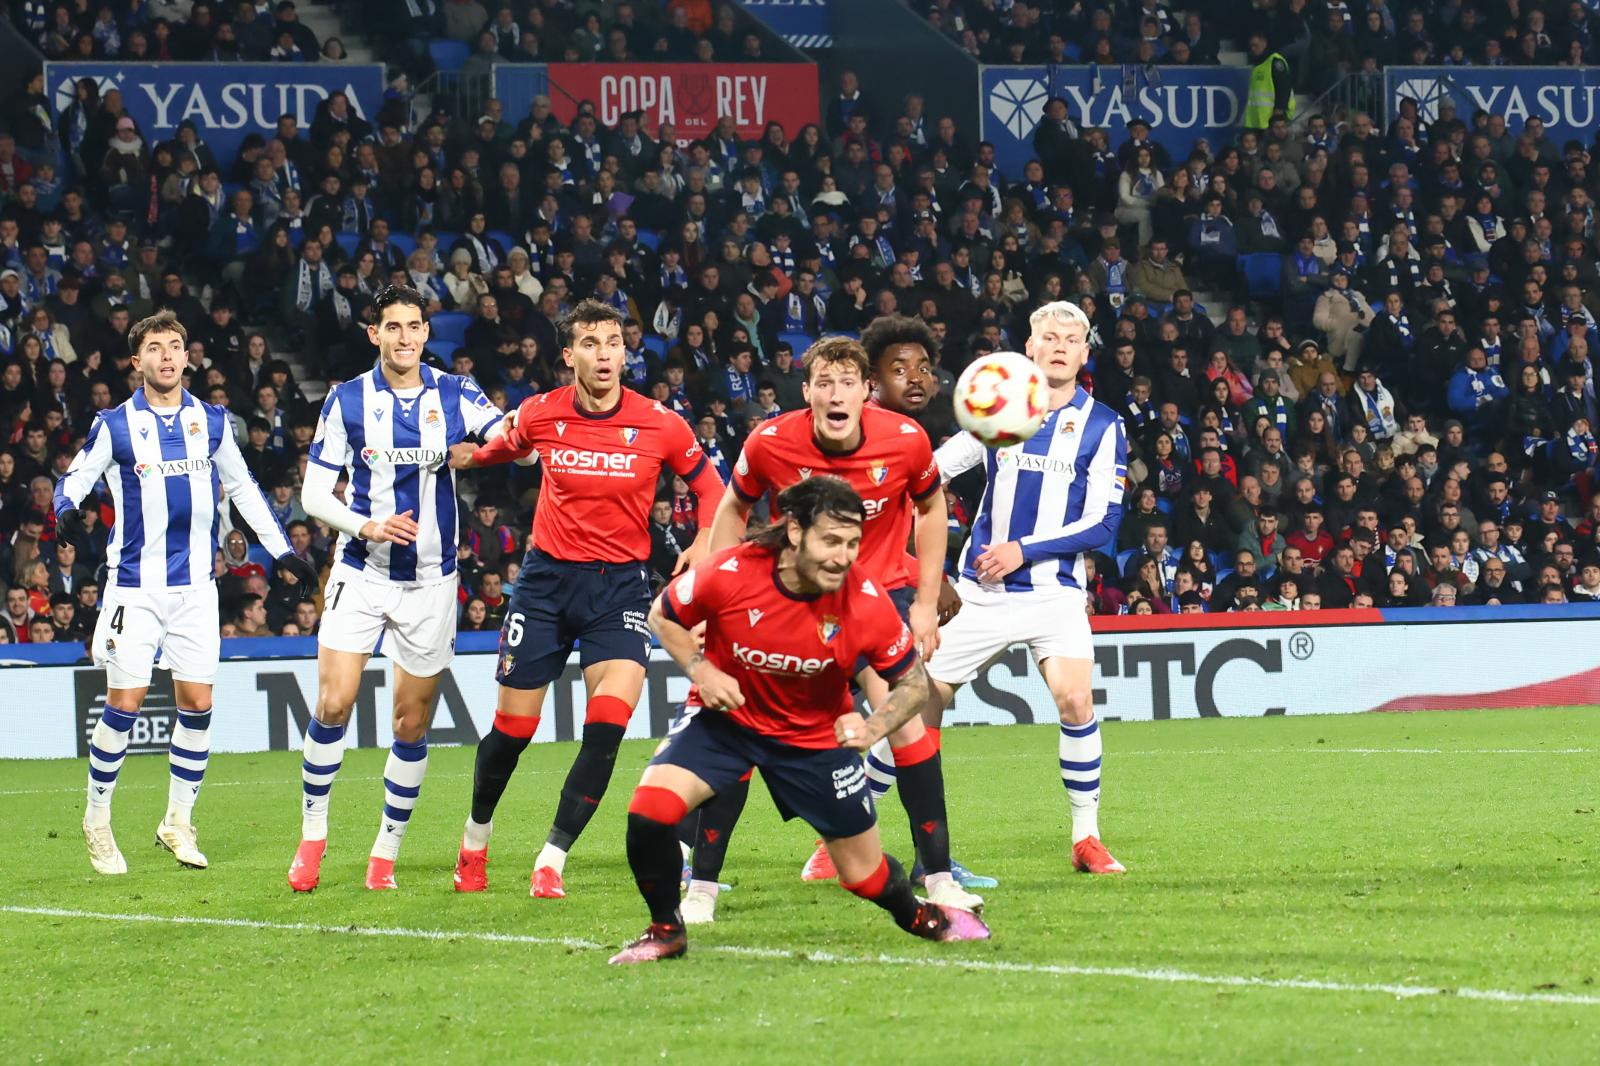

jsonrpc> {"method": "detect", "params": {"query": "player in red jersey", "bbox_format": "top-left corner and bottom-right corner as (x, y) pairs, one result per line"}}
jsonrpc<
(449, 299), (725, 898)
(677, 336), (984, 923)
(609, 476), (989, 963)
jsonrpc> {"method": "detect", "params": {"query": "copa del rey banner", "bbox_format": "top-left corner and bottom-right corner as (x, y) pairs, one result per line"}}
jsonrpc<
(545, 63), (819, 142)
(45, 62), (386, 163)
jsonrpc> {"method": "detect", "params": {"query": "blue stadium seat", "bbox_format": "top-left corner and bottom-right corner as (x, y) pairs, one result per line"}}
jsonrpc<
(425, 340), (458, 361)
(779, 330), (816, 353)
(820, 331), (859, 340)
(429, 40), (471, 74)
(1115, 547), (1140, 575)
(431, 230), (459, 253)
(488, 230), (517, 254)
(334, 232), (359, 258)
(247, 544), (276, 574)
(1237, 253), (1282, 300)
(641, 335), (668, 358)
(1210, 551), (1229, 572)
(389, 233), (416, 259)
(1154, 497), (1173, 514)
(429, 312), (471, 345)
(1214, 567), (1234, 585)
(635, 230), (661, 251)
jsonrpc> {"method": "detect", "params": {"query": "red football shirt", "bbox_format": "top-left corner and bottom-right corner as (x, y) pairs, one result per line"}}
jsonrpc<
(473, 387), (722, 563)
(662, 542), (917, 749)
(730, 406), (939, 590)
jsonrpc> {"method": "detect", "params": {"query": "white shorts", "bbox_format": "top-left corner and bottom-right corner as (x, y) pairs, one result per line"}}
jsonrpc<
(93, 582), (220, 689)
(317, 563), (459, 678)
(925, 578), (1092, 687)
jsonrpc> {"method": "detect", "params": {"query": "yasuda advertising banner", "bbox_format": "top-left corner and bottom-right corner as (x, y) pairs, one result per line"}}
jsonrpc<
(738, 0), (832, 48)
(982, 64), (1251, 180)
(1386, 65), (1600, 140)
(45, 62), (386, 163)
(542, 63), (819, 142)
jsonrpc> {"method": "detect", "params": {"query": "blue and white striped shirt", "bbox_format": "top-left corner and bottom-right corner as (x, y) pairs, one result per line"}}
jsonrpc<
(54, 389), (292, 592)
(936, 386), (1127, 592)
(308, 364), (502, 586)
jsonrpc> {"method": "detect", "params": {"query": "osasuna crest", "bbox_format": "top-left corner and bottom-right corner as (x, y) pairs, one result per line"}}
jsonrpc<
(620, 427), (639, 445)
(868, 460), (889, 485)
(818, 615), (841, 643)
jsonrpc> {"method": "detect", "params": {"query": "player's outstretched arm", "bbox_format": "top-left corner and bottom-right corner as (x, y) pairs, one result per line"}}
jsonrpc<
(466, 397), (538, 468)
(837, 659), (930, 752)
(910, 490), (948, 658)
(932, 430), (988, 485)
(213, 426), (295, 558)
(648, 593), (744, 711)
(706, 486), (754, 553)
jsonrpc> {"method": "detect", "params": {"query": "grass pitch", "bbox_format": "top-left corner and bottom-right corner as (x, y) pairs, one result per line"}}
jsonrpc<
(2, 707), (1599, 1064)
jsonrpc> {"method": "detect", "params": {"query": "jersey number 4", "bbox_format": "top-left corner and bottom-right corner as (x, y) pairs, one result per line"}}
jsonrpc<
(108, 606), (125, 634)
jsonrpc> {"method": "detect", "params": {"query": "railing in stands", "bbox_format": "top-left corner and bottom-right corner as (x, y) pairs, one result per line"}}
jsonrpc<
(1294, 72), (1387, 131)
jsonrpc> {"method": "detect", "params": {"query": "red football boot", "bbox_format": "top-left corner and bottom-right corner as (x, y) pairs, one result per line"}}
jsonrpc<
(1071, 836), (1126, 874)
(799, 840), (837, 882)
(365, 856), (397, 890)
(608, 923), (688, 964)
(287, 839), (326, 893)
(530, 865), (566, 898)
(454, 843), (488, 892)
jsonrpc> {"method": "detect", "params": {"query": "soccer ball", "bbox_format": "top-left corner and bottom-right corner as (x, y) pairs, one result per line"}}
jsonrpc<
(953, 351), (1048, 448)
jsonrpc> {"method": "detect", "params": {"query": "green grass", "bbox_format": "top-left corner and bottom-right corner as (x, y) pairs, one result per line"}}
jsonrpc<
(3, 707), (1600, 1064)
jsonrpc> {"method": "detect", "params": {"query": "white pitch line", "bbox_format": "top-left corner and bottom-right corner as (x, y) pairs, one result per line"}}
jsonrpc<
(2, 748), (1593, 798)
(4, 905), (1597, 1009)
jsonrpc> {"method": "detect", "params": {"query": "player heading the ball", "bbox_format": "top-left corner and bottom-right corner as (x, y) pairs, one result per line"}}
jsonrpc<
(55, 309), (316, 876)
(610, 476), (990, 963)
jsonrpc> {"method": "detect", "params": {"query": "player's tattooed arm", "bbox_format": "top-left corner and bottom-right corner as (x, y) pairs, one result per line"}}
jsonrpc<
(837, 659), (930, 751)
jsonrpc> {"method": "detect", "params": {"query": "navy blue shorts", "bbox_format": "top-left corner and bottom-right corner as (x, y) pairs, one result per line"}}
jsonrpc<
(495, 549), (653, 690)
(654, 708), (876, 840)
(852, 584), (917, 677)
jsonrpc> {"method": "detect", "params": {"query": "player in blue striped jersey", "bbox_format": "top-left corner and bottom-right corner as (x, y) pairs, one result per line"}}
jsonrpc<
(53, 309), (317, 876)
(288, 285), (506, 893)
(923, 301), (1130, 875)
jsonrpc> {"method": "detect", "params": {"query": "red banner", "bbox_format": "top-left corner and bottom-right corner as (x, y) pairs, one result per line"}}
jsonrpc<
(546, 63), (819, 143)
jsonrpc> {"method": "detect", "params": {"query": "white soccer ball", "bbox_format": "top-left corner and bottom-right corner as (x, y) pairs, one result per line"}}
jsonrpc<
(953, 351), (1049, 448)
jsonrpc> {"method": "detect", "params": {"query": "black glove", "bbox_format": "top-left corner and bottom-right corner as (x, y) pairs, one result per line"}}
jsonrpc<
(275, 553), (321, 591)
(57, 508), (86, 540)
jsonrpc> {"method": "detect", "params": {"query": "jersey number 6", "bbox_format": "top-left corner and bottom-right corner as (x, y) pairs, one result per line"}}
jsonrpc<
(505, 612), (524, 647)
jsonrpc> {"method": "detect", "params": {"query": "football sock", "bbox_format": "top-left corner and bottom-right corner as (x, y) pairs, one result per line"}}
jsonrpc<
(470, 712), (538, 826)
(892, 731), (951, 875)
(300, 716), (346, 842)
(165, 708), (212, 826)
(626, 786), (690, 927)
(85, 706), (138, 827)
(864, 736), (898, 800)
(689, 774), (749, 884)
(840, 853), (924, 931)
(676, 810), (699, 853)
(371, 736), (428, 861)
(1059, 716), (1102, 843)
(545, 720), (626, 853)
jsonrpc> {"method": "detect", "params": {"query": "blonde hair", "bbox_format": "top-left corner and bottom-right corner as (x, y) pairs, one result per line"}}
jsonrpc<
(1029, 299), (1091, 335)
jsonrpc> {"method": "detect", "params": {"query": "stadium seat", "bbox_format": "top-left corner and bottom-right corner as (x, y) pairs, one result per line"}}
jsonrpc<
(641, 335), (668, 358)
(425, 340), (458, 362)
(334, 233), (359, 258)
(1154, 497), (1173, 514)
(429, 39), (471, 74)
(429, 311), (471, 345)
(1237, 254), (1283, 300)
(1115, 547), (1140, 575)
(247, 544), (276, 575)
(779, 330), (817, 353)
(821, 331), (859, 340)
(635, 230), (661, 251)
(389, 233), (416, 259)
(488, 230), (517, 254)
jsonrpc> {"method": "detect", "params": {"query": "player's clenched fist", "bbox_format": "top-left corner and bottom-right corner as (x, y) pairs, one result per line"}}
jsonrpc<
(834, 711), (873, 751)
(688, 655), (745, 711)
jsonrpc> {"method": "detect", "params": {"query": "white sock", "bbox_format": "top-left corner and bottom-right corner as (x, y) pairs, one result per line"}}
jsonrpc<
(86, 706), (138, 827)
(463, 817), (493, 851)
(535, 841), (568, 875)
(166, 709), (212, 826)
(865, 736), (898, 800)
(371, 737), (428, 861)
(923, 870), (954, 891)
(687, 878), (720, 899)
(1059, 717), (1102, 844)
(300, 717), (346, 842)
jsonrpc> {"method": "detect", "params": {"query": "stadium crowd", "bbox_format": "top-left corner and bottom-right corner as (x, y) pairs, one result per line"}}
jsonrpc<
(4, 0), (1600, 644)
